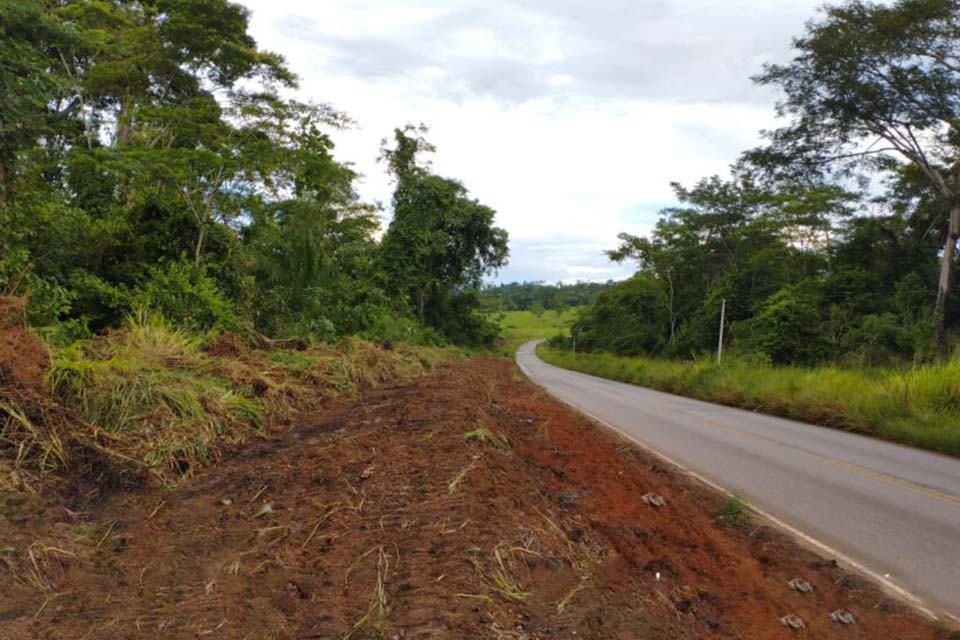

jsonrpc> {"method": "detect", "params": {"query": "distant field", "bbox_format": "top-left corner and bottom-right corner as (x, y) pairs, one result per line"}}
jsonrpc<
(489, 308), (578, 356)
(538, 346), (960, 457)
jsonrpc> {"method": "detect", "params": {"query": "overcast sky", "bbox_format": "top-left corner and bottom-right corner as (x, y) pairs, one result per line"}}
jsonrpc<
(239, 0), (824, 283)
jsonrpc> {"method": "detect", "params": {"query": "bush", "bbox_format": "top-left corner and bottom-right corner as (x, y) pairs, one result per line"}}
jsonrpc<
(132, 260), (237, 331)
(736, 282), (822, 365)
(573, 274), (670, 356)
(358, 309), (445, 346)
(841, 313), (914, 366)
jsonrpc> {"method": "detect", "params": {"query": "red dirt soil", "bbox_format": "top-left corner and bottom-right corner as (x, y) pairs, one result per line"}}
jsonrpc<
(0, 297), (48, 393)
(203, 333), (249, 359)
(0, 358), (948, 639)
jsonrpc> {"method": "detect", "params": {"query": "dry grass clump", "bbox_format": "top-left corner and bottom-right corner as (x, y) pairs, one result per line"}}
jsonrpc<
(1, 297), (131, 494)
(49, 313), (263, 479)
(2, 311), (456, 492)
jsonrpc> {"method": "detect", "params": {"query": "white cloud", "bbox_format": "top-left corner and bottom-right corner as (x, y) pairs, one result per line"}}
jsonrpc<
(547, 74), (574, 88)
(239, 0), (821, 282)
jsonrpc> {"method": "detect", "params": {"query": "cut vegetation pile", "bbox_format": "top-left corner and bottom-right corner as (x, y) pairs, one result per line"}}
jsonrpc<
(0, 357), (945, 638)
(0, 296), (106, 494)
(1, 304), (451, 495)
(539, 345), (960, 456)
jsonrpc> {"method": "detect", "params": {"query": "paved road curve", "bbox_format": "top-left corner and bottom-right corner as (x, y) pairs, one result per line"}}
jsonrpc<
(517, 341), (960, 618)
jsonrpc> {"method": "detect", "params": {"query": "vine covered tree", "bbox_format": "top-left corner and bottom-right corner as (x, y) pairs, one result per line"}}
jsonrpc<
(378, 126), (509, 344)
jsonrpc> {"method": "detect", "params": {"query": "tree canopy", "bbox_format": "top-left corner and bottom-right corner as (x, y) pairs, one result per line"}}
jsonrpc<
(752, 0), (960, 350)
(378, 126), (509, 344)
(0, 1), (508, 346)
(563, 0), (960, 366)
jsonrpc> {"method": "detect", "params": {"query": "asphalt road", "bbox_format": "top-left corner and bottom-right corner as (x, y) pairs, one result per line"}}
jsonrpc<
(516, 341), (960, 619)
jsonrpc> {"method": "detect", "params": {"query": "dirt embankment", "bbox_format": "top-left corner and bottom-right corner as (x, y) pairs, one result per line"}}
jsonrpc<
(0, 357), (948, 639)
(0, 297), (48, 394)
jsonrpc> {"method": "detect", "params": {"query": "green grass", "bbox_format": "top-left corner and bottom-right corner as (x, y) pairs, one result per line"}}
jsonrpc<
(463, 427), (510, 449)
(538, 345), (960, 457)
(719, 496), (749, 527)
(49, 314), (265, 474)
(487, 308), (580, 357)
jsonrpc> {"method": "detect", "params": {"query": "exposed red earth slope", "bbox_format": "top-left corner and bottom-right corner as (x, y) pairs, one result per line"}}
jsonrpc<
(0, 355), (948, 639)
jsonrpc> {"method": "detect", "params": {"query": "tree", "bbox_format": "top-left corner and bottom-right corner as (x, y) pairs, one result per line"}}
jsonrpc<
(736, 280), (825, 365)
(572, 274), (672, 356)
(0, 0), (73, 208)
(753, 0), (960, 352)
(478, 281), (611, 312)
(607, 173), (788, 351)
(378, 126), (509, 344)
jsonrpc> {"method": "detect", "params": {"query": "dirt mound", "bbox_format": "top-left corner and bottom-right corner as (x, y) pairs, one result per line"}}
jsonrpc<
(0, 358), (945, 638)
(204, 332), (249, 358)
(0, 297), (48, 393)
(0, 298), (143, 495)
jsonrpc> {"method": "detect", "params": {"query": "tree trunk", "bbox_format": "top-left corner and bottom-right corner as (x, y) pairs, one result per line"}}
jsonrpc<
(116, 98), (133, 147)
(0, 158), (7, 209)
(666, 270), (676, 344)
(194, 222), (206, 267)
(934, 204), (960, 356)
(0, 122), (9, 208)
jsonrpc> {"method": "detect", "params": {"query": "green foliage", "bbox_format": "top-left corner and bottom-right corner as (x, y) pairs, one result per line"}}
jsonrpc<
(569, 158), (949, 365)
(132, 260), (237, 331)
(378, 126), (509, 345)
(479, 281), (611, 312)
(736, 281), (823, 365)
(1, 3), (507, 349)
(571, 274), (670, 356)
(840, 313), (923, 366)
(565, 0), (960, 367)
(751, 0), (960, 349)
(719, 496), (749, 527)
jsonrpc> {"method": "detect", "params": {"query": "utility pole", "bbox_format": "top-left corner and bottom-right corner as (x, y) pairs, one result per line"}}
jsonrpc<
(717, 298), (726, 366)
(572, 327), (577, 354)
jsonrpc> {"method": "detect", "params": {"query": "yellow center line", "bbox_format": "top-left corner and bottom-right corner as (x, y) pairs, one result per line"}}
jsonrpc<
(682, 410), (960, 507)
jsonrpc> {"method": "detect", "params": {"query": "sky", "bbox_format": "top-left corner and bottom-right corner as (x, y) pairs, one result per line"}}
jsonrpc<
(239, 0), (825, 284)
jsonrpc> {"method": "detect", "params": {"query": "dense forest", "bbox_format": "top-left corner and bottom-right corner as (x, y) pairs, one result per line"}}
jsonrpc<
(565, 0), (960, 366)
(479, 281), (611, 313)
(0, 0), (507, 346)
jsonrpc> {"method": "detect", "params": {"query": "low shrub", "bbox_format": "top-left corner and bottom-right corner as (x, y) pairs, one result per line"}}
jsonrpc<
(131, 260), (237, 332)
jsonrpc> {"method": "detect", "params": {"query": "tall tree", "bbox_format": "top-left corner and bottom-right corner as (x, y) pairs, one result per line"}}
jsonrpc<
(378, 126), (509, 344)
(752, 0), (960, 351)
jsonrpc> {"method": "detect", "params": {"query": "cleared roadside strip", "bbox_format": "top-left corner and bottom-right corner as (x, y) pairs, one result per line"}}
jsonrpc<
(516, 340), (956, 623)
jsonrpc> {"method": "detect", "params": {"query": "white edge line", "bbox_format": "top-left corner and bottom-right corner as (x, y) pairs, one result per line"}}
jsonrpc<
(516, 344), (952, 624)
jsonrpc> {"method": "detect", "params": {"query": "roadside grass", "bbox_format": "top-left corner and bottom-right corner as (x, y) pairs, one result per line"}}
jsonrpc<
(463, 427), (511, 449)
(719, 496), (750, 528)
(537, 346), (960, 457)
(2, 312), (456, 491)
(487, 309), (579, 357)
